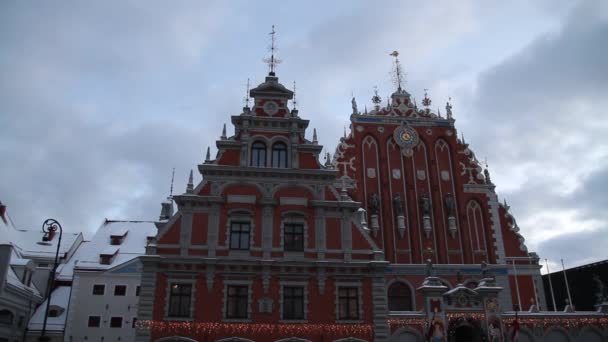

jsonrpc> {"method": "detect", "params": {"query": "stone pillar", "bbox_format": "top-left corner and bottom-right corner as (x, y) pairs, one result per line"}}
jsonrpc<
(371, 266), (390, 342)
(417, 276), (448, 332)
(135, 257), (159, 342)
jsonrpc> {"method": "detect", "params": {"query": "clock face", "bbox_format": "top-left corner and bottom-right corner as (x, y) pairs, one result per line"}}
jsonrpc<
(393, 122), (419, 152)
(263, 101), (279, 115)
(400, 132), (412, 142)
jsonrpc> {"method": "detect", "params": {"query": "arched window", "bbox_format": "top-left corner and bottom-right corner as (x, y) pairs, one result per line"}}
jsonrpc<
(0, 309), (14, 325)
(250, 141), (266, 167)
(272, 142), (288, 168)
(388, 282), (412, 311)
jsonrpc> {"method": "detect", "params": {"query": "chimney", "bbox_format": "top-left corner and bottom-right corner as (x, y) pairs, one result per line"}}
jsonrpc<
(0, 201), (7, 224)
(0, 244), (11, 294)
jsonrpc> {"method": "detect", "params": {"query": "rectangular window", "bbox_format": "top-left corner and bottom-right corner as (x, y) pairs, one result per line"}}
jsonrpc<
(110, 316), (122, 328)
(168, 283), (192, 318)
(226, 285), (248, 319)
(229, 222), (250, 250)
(114, 285), (127, 296)
(136, 285), (141, 296)
(338, 287), (359, 320)
(87, 316), (101, 328)
(92, 284), (105, 295)
(284, 223), (304, 251)
(283, 286), (304, 320)
(132, 317), (138, 328)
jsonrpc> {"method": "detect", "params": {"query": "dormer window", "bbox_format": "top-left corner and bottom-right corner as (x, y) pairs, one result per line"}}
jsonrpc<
(250, 141), (266, 167)
(48, 306), (64, 317)
(110, 229), (128, 245)
(272, 142), (288, 168)
(100, 247), (119, 265)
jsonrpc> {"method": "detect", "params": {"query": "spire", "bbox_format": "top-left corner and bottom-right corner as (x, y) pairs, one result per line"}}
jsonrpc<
(186, 170), (194, 194)
(312, 128), (318, 144)
(169, 167), (175, 201)
(461, 132), (466, 145)
(263, 25), (281, 76)
(205, 146), (211, 162)
(390, 51), (405, 91)
(159, 168), (175, 221)
(221, 123), (227, 140)
(343, 126), (347, 139)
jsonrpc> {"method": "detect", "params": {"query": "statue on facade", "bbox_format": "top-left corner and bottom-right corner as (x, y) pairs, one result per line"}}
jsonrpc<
(369, 193), (380, 214)
(393, 193), (404, 215)
(444, 193), (455, 216)
(420, 194), (431, 216)
(351, 96), (358, 115)
(425, 259), (434, 277)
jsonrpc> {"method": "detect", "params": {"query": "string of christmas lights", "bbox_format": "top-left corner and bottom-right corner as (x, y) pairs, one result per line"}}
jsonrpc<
(388, 318), (426, 332)
(502, 316), (608, 329)
(138, 320), (374, 339)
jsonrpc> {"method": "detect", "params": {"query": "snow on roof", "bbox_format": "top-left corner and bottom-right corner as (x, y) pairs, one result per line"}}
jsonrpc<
(56, 241), (90, 281)
(28, 286), (71, 331)
(10, 228), (82, 260)
(72, 220), (157, 271)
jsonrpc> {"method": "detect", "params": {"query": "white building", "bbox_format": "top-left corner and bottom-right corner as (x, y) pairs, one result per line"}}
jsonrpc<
(0, 201), (82, 342)
(61, 219), (157, 342)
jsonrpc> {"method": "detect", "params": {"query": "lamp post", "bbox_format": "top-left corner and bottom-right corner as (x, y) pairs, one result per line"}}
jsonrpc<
(38, 219), (63, 342)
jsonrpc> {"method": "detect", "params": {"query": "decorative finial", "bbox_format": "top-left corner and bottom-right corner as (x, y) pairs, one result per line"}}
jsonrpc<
(169, 167), (175, 202)
(364, 105), (368, 115)
(484, 157), (492, 184)
(389, 51), (405, 91)
(243, 78), (251, 108)
(446, 97), (453, 119)
(312, 128), (318, 144)
(422, 88), (432, 108)
(343, 126), (347, 139)
(205, 146), (211, 162)
(372, 86), (381, 109)
(461, 132), (466, 145)
(324, 152), (332, 167)
(263, 25), (281, 76)
(186, 170), (194, 194)
(438, 107), (442, 118)
(221, 123), (227, 139)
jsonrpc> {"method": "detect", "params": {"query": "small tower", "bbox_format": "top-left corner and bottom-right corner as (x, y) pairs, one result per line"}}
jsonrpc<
(159, 168), (175, 221)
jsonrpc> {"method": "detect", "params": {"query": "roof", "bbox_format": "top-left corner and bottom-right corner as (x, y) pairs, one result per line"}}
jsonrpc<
(27, 286), (71, 331)
(71, 220), (157, 271)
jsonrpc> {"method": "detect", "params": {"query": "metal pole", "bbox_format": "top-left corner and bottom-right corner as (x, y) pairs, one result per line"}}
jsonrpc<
(512, 259), (522, 311)
(39, 219), (63, 342)
(545, 259), (557, 311)
(561, 259), (573, 309)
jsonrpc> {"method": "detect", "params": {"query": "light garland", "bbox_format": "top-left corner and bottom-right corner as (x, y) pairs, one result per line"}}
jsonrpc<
(138, 320), (373, 339)
(446, 312), (486, 322)
(388, 318), (426, 332)
(502, 316), (608, 329)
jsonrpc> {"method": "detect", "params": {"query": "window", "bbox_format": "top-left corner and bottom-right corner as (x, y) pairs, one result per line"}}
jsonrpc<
(110, 316), (122, 328)
(132, 317), (138, 328)
(271, 142), (288, 168)
(226, 285), (248, 319)
(87, 316), (101, 328)
(388, 282), (412, 311)
(135, 286), (141, 296)
(0, 310), (14, 325)
(284, 223), (304, 251)
(250, 141), (266, 167)
(338, 287), (359, 320)
(229, 222), (250, 250)
(168, 283), (192, 318)
(114, 285), (127, 296)
(283, 286), (304, 320)
(92, 284), (105, 295)
(48, 309), (59, 318)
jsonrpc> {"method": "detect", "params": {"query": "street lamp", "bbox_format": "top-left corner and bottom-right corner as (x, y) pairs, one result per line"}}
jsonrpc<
(37, 219), (63, 342)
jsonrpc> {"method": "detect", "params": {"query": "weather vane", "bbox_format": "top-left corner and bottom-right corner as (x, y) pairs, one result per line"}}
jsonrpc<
(169, 167), (175, 203)
(390, 51), (405, 91)
(292, 81), (297, 109)
(263, 25), (281, 76)
(244, 78), (251, 107)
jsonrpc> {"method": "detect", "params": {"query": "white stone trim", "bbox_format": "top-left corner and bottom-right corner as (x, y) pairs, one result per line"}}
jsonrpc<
(227, 195), (257, 204)
(222, 279), (253, 322)
(279, 197), (308, 206)
(335, 281), (363, 323)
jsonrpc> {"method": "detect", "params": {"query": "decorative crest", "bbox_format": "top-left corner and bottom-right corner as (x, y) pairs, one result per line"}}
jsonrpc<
(263, 25), (282, 76)
(422, 88), (432, 108)
(389, 50), (405, 91)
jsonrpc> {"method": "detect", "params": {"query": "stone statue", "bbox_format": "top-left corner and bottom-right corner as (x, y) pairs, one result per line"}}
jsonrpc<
(369, 193), (380, 214)
(444, 193), (455, 216)
(420, 194), (431, 216)
(351, 97), (358, 114)
(445, 101), (453, 119)
(593, 274), (608, 304)
(425, 258), (434, 277)
(393, 193), (404, 215)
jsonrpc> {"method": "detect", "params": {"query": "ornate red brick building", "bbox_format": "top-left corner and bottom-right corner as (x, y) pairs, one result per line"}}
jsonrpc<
(135, 52), (607, 342)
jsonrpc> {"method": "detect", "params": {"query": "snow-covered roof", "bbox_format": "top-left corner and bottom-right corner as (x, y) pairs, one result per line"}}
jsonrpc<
(27, 286), (71, 332)
(56, 241), (90, 282)
(9, 228), (82, 260)
(72, 220), (157, 271)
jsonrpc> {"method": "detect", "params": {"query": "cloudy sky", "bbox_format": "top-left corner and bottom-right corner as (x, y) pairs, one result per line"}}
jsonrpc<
(1, 0), (606, 272)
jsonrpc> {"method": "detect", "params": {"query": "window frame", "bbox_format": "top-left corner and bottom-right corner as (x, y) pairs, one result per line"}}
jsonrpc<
(92, 284), (105, 295)
(283, 223), (304, 252)
(282, 286), (305, 320)
(387, 281), (413, 311)
(250, 141), (267, 167)
(167, 282), (193, 319)
(0, 309), (14, 325)
(225, 285), (249, 319)
(109, 316), (123, 328)
(87, 315), (101, 328)
(337, 285), (361, 321)
(114, 285), (127, 296)
(229, 221), (251, 250)
(271, 142), (288, 168)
